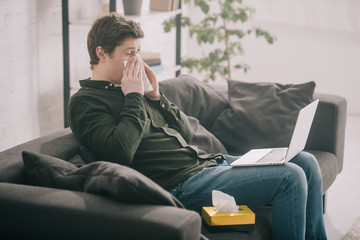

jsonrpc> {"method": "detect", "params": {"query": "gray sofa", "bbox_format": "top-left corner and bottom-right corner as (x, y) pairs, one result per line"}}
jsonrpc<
(0, 75), (347, 240)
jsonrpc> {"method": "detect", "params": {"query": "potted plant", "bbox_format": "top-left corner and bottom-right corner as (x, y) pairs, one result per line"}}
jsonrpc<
(123, 0), (143, 16)
(163, 0), (276, 82)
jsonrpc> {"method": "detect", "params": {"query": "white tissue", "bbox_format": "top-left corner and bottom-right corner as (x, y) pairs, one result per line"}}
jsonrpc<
(124, 55), (153, 93)
(212, 190), (239, 212)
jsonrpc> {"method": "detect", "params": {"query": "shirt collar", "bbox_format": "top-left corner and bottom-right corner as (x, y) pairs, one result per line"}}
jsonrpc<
(79, 79), (121, 89)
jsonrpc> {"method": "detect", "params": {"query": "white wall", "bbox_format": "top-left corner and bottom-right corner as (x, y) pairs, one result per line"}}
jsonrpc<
(184, 0), (360, 115)
(0, 0), (63, 151)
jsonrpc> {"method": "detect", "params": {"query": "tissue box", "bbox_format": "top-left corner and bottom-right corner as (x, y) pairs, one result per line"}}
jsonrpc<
(202, 205), (255, 232)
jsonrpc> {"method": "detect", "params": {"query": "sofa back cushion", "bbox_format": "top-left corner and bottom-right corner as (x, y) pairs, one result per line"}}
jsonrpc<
(159, 75), (229, 130)
(210, 80), (316, 155)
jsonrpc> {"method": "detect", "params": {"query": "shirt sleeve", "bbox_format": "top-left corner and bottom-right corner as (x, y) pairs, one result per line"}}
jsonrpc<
(68, 92), (150, 165)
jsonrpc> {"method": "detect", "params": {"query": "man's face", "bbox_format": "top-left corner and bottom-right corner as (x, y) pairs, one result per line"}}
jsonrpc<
(103, 37), (141, 85)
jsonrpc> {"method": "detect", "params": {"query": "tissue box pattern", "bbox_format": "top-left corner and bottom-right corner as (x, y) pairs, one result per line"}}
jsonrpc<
(202, 205), (255, 226)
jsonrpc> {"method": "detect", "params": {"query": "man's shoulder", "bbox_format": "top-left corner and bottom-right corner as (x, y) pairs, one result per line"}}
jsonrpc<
(69, 87), (91, 104)
(70, 80), (120, 101)
(69, 82), (127, 114)
(68, 86), (105, 111)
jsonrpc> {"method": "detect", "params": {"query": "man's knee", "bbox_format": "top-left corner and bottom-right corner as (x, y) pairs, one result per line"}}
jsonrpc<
(292, 151), (322, 183)
(281, 164), (308, 197)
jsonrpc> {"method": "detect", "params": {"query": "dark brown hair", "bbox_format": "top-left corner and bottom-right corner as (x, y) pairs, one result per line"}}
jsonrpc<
(87, 12), (144, 69)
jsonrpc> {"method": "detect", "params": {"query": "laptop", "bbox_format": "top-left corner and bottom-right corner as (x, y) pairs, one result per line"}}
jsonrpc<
(230, 99), (319, 167)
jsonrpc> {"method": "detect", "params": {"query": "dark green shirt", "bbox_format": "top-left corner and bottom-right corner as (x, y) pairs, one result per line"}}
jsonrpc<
(68, 79), (216, 190)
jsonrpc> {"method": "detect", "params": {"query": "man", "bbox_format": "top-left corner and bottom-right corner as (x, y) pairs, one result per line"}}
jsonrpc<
(68, 13), (327, 240)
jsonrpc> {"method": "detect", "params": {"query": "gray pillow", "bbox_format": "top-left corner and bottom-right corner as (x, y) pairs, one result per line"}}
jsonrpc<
(68, 154), (87, 166)
(79, 145), (98, 163)
(187, 116), (228, 154)
(210, 80), (316, 155)
(159, 74), (229, 130)
(22, 151), (183, 207)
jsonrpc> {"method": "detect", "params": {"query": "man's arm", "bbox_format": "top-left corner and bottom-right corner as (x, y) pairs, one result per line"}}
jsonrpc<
(151, 93), (193, 144)
(68, 92), (150, 165)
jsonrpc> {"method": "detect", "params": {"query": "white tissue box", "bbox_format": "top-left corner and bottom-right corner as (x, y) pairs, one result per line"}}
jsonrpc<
(202, 205), (255, 232)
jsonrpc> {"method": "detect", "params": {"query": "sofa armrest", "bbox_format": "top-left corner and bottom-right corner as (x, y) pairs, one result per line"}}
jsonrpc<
(306, 93), (347, 173)
(0, 128), (80, 183)
(0, 183), (201, 240)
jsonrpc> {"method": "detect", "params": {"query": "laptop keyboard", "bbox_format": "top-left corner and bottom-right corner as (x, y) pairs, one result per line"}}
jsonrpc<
(257, 148), (287, 163)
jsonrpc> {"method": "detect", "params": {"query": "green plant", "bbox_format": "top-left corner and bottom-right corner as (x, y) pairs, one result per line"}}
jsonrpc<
(163, 0), (276, 82)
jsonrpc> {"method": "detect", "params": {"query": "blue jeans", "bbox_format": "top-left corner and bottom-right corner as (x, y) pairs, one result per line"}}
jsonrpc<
(170, 152), (327, 240)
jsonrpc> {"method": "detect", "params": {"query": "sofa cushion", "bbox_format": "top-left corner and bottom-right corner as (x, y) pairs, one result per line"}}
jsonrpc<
(68, 154), (87, 166)
(79, 145), (98, 163)
(210, 80), (316, 155)
(188, 116), (228, 154)
(159, 75), (229, 130)
(22, 151), (183, 207)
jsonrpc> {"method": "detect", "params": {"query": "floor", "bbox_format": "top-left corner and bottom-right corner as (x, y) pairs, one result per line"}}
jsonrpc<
(324, 115), (360, 240)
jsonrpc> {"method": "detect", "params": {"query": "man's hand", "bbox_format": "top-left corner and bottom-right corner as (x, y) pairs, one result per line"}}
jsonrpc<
(143, 62), (161, 101)
(121, 57), (144, 96)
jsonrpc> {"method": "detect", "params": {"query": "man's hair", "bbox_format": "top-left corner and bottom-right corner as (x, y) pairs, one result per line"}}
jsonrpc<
(87, 12), (144, 69)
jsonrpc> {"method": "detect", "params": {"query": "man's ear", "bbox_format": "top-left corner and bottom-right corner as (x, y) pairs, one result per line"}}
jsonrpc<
(96, 46), (106, 62)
